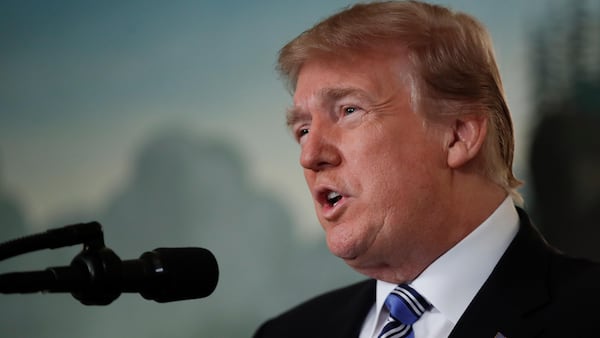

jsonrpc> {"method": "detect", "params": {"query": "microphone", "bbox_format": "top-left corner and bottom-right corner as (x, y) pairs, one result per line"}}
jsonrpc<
(0, 247), (219, 305)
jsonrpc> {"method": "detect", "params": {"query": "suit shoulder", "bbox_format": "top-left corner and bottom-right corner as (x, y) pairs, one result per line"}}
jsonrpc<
(254, 279), (374, 338)
(550, 252), (600, 291)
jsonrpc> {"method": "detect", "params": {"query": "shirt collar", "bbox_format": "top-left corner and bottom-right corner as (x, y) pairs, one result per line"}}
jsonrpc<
(375, 196), (519, 325)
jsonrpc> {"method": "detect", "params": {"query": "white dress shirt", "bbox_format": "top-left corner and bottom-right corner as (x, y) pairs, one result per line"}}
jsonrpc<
(359, 197), (519, 338)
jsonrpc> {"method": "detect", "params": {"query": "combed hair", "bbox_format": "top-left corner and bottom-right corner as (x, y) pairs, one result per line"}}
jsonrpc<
(278, 0), (523, 203)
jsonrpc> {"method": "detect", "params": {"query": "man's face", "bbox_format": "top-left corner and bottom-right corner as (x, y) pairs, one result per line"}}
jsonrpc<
(290, 50), (453, 282)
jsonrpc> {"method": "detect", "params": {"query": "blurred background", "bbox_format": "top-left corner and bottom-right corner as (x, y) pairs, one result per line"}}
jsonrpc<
(0, 0), (598, 337)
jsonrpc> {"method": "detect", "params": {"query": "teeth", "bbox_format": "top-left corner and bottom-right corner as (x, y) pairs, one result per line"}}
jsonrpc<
(326, 191), (342, 206)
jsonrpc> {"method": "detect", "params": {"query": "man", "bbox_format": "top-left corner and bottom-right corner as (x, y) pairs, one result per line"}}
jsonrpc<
(254, 1), (600, 337)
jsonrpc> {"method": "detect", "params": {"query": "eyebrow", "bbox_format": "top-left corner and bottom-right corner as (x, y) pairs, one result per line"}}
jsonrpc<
(286, 107), (306, 129)
(286, 87), (371, 129)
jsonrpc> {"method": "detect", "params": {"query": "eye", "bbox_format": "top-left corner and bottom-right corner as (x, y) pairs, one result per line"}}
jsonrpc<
(295, 127), (309, 142)
(343, 106), (357, 115)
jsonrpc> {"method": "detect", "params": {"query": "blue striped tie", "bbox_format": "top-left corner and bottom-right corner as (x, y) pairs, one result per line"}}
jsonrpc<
(378, 284), (432, 338)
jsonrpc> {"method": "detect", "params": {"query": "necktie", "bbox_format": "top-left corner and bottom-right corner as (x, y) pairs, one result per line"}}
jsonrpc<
(378, 284), (432, 338)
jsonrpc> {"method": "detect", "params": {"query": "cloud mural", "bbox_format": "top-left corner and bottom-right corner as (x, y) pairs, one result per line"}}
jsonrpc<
(0, 128), (359, 338)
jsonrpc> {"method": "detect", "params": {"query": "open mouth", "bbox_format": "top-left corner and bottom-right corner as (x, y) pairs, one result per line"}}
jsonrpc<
(315, 188), (348, 220)
(326, 191), (343, 206)
(318, 189), (344, 208)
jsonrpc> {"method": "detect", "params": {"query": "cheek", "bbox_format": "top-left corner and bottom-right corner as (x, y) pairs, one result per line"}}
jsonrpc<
(303, 168), (316, 186)
(360, 142), (441, 205)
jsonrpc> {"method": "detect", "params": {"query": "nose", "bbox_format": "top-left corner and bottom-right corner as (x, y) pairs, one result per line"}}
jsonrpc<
(299, 125), (341, 171)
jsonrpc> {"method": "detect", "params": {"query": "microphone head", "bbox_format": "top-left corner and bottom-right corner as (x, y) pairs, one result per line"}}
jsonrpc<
(139, 247), (219, 303)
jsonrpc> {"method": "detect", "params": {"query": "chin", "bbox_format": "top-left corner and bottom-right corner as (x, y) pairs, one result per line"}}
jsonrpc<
(327, 243), (359, 261)
(325, 234), (362, 261)
(324, 223), (375, 263)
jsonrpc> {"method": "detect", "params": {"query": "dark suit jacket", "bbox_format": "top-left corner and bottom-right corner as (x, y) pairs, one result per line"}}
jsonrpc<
(254, 209), (600, 337)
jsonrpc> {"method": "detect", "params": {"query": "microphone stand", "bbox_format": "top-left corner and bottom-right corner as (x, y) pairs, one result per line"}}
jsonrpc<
(0, 222), (124, 305)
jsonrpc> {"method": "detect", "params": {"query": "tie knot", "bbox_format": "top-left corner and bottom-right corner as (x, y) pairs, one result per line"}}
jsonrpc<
(384, 284), (431, 326)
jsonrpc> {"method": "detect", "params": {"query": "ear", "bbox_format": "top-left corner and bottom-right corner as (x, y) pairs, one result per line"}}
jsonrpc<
(447, 115), (488, 169)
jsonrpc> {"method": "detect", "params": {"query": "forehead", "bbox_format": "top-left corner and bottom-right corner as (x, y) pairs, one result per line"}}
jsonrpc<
(292, 49), (412, 106)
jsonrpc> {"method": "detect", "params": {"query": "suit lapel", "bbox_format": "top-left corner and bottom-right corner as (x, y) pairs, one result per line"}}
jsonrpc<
(334, 279), (376, 337)
(449, 208), (553, 338)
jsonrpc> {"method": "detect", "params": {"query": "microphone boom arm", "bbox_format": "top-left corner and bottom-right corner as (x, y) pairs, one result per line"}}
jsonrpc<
(0, 223), (218, 305)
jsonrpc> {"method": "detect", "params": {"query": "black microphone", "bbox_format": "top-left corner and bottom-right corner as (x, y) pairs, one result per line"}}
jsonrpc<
(0, 247), (219, 305)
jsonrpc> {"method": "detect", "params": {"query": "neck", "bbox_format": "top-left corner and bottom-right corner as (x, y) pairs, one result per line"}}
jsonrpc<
(398, 175), (507, 283)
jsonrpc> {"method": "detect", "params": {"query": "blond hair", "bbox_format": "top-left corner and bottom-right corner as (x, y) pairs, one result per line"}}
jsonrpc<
(278, 0), (522, 203)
